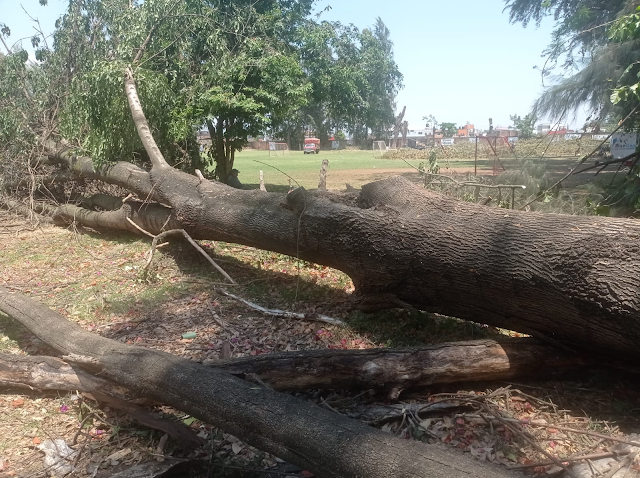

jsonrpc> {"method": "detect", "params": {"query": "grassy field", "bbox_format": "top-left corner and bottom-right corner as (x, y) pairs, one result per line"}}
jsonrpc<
(231, 148), (478, 190)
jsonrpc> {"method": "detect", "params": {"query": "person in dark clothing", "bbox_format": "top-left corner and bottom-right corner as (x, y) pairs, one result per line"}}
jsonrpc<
(227, 169), (242, 189)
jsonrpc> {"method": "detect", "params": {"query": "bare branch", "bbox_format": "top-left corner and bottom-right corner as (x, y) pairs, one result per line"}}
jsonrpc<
(221, 290), (345, 326)
(124, 67), (170, 169)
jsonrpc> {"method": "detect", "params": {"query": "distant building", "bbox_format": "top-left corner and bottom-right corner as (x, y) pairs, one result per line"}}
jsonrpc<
(489, 127), (519, 138)
(457, 124), (476, 137)
(537, 123), (567, 135)
(406, 128), (427, 137)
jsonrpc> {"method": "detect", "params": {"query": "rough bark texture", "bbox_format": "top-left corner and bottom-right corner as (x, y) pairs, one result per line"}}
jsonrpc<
(21, 141), (640, 361)
(0, 353), (134, 398)
(318, 159), (329, 190)
(0, 287), (517, 478)
(145, 167), (640, 361)
(215, 339), (591, 395)
(0, 339), (589, 396)
(0, 354), (205, 447)
(43, 140), (156, 200)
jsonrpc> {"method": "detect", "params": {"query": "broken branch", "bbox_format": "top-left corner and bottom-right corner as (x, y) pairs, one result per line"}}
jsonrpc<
(221, 290), (344, 326)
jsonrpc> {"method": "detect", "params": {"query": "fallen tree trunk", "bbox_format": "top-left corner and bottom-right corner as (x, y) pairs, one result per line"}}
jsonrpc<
(215, 338), (591, 395)
(0, 339), (590, 397)
(135, 166), (640, 360)
(0, 287), (517, 478)
(29, 141), (640, 361)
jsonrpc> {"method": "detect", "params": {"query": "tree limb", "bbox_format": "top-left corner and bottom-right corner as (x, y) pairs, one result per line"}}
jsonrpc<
(124, 67), (170, 169)
(0, 287), (517, 478)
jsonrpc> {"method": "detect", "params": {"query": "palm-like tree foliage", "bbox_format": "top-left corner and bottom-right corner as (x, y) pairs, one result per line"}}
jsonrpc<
(505, 0), (639, 122)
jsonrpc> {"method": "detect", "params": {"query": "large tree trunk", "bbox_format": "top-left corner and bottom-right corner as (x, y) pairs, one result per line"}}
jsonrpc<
(29, 142), (640, 361)
(151, 167), (640, 361)
(0, 287), (516, 478)
(390, 105), (406, 149)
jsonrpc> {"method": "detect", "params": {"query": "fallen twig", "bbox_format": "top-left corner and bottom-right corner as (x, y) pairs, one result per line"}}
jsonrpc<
(481, 405), (579, 478)
(221, 290), (345, 326)
(144, 229), (236, 284)
(125, 217), (155, 238)
(521, 103), (640, 209)
(506, 450), (628, 470)
(523, 423), (640, 448)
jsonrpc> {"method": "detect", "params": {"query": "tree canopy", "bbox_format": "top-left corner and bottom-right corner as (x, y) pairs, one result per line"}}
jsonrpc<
(510, 113), (537, 139)
(504, 0), (637, 124)
(0, 0), (403, 186)
(439, 122), (457, 137)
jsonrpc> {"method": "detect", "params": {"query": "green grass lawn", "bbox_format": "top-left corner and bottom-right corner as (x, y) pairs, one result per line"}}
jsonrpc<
(231, 149), (476, 190)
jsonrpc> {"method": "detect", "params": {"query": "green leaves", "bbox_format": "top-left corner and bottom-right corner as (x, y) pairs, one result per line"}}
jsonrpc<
(609, 8), (640, 43)
(610, 83), (640, 105)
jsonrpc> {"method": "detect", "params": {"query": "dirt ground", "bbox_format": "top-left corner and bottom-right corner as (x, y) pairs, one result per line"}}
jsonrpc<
(1, 203), (640, 477)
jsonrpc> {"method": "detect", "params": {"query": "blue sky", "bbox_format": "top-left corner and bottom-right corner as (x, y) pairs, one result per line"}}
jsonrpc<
(314, 0), (588, 130)
(2, 0), (587, 131)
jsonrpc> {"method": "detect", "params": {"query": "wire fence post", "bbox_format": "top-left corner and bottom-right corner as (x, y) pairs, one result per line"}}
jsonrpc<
(475, 136), (478, 176)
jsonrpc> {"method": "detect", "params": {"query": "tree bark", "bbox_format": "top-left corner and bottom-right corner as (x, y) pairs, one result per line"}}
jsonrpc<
(0, 353), (205, 448)
(259, 170), (267, 191)
(390, 106), (406, 149)
(124, 67), (169, 169)
(141, 167), (640, 361)
(0, 287), (516, 478)
(401, 120), (408, 148)
(22, 142), (640, 361)
(0, 339), (589, 397)
(215, 339), (591, 396)
(318, 159), (329, 190)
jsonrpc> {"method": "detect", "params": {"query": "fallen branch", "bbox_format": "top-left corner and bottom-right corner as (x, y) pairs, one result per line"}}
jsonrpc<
(221, 290), (344, 326)
(0, 338), (593, 397)
(573, 152), (640, 175)
(145, 229), (236, 284)
(0, 353), (201, 447)
(0, 286), (518, 478)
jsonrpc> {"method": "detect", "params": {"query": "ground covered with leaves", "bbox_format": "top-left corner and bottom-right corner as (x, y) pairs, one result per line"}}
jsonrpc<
(1, 210), (639, 478)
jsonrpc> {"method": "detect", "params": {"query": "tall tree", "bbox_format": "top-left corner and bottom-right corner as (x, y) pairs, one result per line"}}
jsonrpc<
(440, 122), (457, 137)
(361, 17), (403, 140)
(35, 0), (313, 182)
(505, 0), (636, 122)
(510, 113), (537, 139)
(297, 18), (402, 148)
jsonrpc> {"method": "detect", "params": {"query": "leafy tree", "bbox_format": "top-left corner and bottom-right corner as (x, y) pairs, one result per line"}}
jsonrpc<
(505, 0), (634, 122)
(510, 113), (537, 139)
(297, 18), (402, 148)
(298, 21), (364, 147)
(361, 18), (403, 141)
(21, 0), (314, 183)
(440, 122), (457, 137)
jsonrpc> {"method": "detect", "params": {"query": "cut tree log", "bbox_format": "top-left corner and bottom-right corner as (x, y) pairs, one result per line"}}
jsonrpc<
(0, 353), (205, 448)
(215, 338), (591, 395)
(0, 339), (590, 397)
(31, 140), (640, 362)
(0, 287), (518, 478)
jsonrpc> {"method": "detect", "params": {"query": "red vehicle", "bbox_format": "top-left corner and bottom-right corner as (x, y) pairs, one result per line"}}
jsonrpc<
(303, 137), (320, 154)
